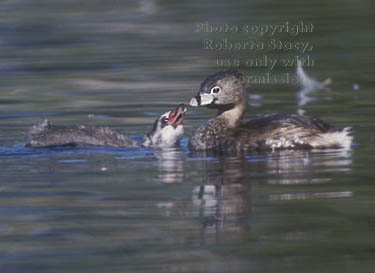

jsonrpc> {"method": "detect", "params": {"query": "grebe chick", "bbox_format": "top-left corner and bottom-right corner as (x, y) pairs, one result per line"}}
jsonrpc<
(188, 70), (352, 152)
(27, 104), (186, 148)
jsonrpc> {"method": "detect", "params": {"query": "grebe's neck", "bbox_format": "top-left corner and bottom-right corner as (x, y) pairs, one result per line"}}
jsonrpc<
(217, 102), (247, 128)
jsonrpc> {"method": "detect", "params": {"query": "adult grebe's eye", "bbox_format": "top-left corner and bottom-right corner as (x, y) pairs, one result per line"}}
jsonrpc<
(210, 86), (221, 94)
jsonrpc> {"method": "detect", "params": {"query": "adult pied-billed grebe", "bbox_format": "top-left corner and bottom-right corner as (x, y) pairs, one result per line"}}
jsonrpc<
(188, 71), (352, 152)
(27, 104), (186, 148)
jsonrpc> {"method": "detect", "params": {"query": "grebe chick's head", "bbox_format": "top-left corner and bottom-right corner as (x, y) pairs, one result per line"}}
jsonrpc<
(189, 70), (247, 110)
(143, 104), (186, 148)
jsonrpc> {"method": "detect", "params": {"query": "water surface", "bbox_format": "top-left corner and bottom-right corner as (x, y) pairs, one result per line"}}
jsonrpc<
(1, 0), (375, 272)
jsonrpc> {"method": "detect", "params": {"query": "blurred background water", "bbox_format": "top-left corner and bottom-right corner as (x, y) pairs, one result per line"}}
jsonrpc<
(1, 0), (375, 272)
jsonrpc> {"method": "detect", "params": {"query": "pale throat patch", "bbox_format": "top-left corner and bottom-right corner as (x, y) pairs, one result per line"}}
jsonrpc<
(151, 125), (184, 147)
(219, 103), (246, 128)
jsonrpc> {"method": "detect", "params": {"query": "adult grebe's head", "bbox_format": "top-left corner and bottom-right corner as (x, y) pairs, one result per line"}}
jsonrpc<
(143, 104), (186, 148)
(190, 70), (247, 111)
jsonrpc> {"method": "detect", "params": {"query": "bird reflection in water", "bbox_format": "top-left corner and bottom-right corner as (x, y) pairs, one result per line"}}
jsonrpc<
(190, 153), (251, 235)
(263, 149), (352, 185)
(155, 148), (352, 239)
(154, 148), (251, 236)
(260, 149), (353, 202)
(154, 148), (186, 183)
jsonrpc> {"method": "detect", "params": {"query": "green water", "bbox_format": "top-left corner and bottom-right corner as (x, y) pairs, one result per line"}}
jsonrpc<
(1, 0), (375, 272)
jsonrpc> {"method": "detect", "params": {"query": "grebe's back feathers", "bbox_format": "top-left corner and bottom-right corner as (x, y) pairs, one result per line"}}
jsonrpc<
(231, 114), (352, 150)
(28, 119), (136, 148)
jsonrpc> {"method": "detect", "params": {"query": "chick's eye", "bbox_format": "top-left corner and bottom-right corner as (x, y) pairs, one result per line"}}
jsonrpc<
(161, 117), (168, 126)
(210, 86), (221, 94)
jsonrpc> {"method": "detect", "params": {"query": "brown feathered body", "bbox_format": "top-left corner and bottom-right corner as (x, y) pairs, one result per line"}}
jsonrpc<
(189, 113), (351, 152)
(189, 71), (352, 152)
(27, 119), (136, 148)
